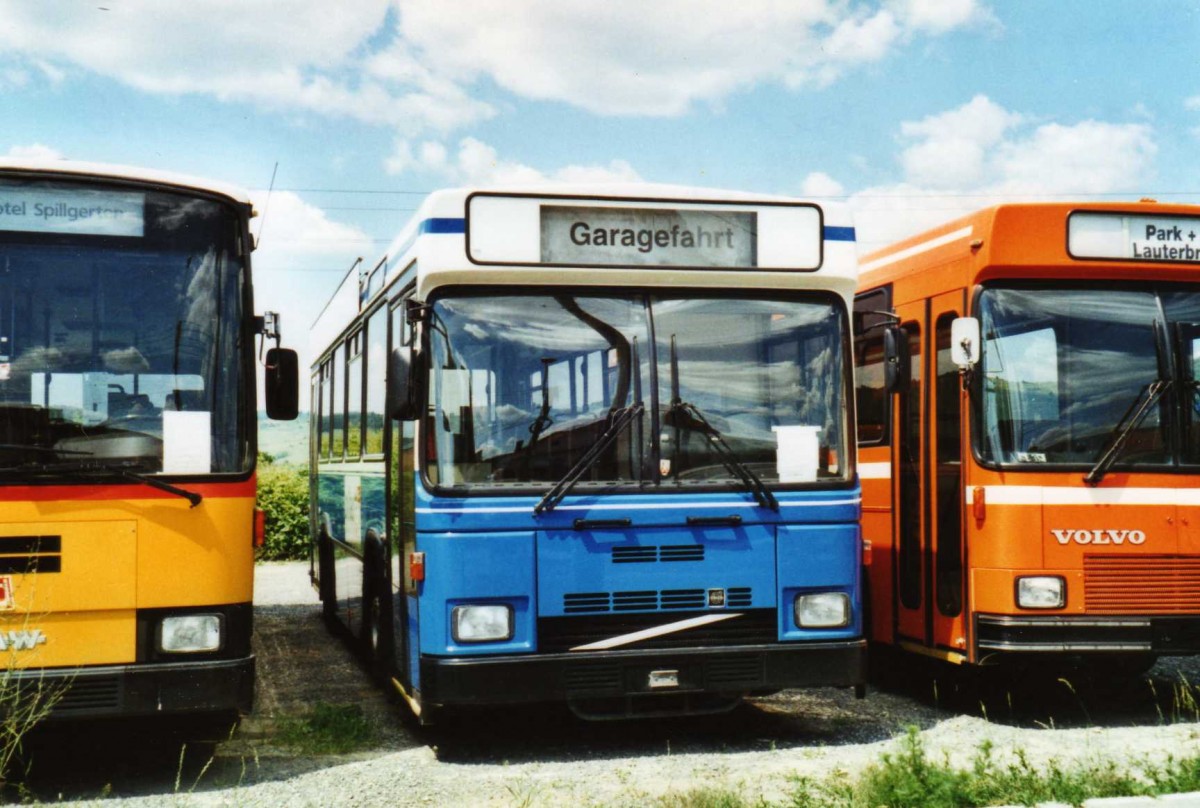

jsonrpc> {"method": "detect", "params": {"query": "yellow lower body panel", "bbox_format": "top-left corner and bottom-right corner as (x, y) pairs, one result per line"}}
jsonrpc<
(0, 609), (135, 669)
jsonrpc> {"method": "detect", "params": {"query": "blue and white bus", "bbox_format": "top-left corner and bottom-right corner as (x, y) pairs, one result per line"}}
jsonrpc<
(310, 186), (864, 722)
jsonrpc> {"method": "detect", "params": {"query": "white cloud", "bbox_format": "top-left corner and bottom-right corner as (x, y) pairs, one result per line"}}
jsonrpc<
(383, 141), (416, 176)
(250, 190), (374, 262)
(553, 159), (642, 185)
(0, 66), (28, 90)
(992, 120), (1155, 196)
(1185, 95), (1200, 111)
(898, 94), (1024, 188)
(822, 10), (902, 66)
(388, 137), (643, 186)
(0, 0), (493, 135)
(248, 191), (375, 390)
(801, 172), (846, 198)
(0, 0), (994, 144)
(888, 0), (998, 34)
(842, 96), (1158, 251)
(396, 0), (994, 116)
(4, 144), (63, 160)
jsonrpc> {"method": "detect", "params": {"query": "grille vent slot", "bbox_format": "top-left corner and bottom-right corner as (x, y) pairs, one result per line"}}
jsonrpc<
(612, 547), (657, 564)
(611, 545), (705, 564)
(563, 587), (751, 614)
(706, 655), (765, 688)
(56, 676), (122, 712)
(727, 587), (752, 608)
(661, 589), (706, 609)
(564, 663), (622, 694)
(0, 535), (62, 574)
(660, 545), (704, 562)
(613, 591), (657, 611)
(564, 593), (610, 613)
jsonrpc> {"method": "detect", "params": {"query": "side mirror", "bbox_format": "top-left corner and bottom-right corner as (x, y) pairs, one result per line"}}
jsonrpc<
(883, 326), (909, 393)
(951, 317), (981, 369)
(386, 346), (418, 420)
(264, 347), (299, 421)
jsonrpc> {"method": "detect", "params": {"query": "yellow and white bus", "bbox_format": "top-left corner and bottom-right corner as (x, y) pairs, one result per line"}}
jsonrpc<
(0, 160), (297, 720)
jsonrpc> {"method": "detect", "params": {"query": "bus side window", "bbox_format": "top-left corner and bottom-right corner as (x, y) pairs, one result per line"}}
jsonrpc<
(854, 289), (892, 446)
(347, 330), (364, 458)
(365, 306), (388, 456)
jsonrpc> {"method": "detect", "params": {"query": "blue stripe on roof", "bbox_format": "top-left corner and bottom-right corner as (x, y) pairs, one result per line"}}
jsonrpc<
(420, 217), (466, 234)
(417, 217), (851, 242)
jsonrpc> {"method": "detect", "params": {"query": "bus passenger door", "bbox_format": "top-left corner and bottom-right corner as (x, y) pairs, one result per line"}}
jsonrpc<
(892, 294), (969, 653)
(892, 303), (925, 643)
(930, 295), (967, 654)
(387, 298), (418, 691)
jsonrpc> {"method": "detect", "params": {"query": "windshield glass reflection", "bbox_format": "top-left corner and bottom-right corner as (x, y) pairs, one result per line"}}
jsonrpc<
(426, 292), (848, 492)
(0, 183), (248, 476)
(978, 284), (1200, 468)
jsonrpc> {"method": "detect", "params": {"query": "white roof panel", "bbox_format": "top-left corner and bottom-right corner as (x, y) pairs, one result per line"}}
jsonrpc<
(0, 159), (253, 207)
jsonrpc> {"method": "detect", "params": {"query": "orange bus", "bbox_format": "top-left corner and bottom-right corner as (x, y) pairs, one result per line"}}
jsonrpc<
(855, 200), (1200, 672)
(0, 160), (297, 721)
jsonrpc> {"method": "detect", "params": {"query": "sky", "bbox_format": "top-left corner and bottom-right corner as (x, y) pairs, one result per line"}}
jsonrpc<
(2, 1), (1199, 410)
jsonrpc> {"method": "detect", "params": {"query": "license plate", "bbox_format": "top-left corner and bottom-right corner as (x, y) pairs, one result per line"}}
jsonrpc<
(648, 669), (679, 689)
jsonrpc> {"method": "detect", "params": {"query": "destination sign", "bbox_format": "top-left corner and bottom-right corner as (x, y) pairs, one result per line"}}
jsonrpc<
(541, 205), (756, 268)
(0, 186), (145, 237)
(1068, 211), (1200, 264)
(467, 193), (823, 269)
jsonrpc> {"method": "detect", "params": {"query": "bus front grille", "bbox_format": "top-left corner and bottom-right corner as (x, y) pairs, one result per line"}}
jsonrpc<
(538, 608), (777, 653)
(1084, 555), (1200, 614)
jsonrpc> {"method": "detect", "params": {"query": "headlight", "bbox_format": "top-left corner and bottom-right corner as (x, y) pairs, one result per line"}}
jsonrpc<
(794, 592), (850, 628)
(1017, 576), (1065, 609)
(159, 614), (223, 653)
(452, 604), (513, 643)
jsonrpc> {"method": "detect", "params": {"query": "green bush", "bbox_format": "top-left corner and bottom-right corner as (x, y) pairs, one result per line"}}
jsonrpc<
(256, 460), (309, 561)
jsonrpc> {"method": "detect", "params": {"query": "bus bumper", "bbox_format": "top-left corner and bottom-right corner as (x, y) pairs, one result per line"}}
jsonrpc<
(3, 656), (255, 721)
(418, 640), (866, 707)
(977, 614), (1200, 655)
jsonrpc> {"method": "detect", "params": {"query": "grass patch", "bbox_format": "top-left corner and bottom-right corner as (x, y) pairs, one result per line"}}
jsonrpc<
(274, 702), (377, 755)
(653, 787), (768, 808)
(645, 726), (1200, 808)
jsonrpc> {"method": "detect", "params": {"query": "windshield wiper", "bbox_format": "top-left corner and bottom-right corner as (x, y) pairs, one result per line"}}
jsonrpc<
(110, 466), (203, 508)
(663, 400), (779, 511)
(1084, 379), (1172, 486)
(664, 334), (778, 511)
(534, 402), (645, 515)
(0, 456), (203, 508)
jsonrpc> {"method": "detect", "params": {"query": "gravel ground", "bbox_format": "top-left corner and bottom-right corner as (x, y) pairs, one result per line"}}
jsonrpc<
(21, 561), (1200, 807)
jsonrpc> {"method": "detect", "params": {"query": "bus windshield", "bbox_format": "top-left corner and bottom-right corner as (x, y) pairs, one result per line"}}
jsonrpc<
(0, 179), (248, 476)
(977, 284), (1200, 469)
(425, 292), (848, 491)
